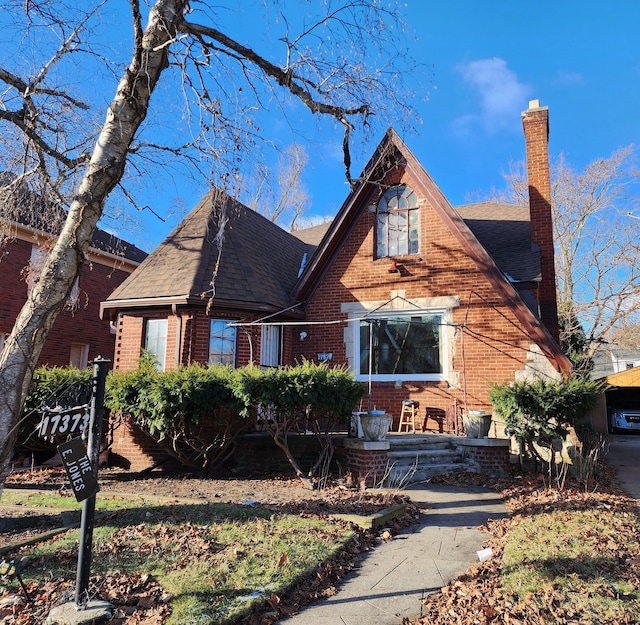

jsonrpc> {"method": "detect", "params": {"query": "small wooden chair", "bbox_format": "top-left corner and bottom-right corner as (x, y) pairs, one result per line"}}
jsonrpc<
(398, 399), (421, 433)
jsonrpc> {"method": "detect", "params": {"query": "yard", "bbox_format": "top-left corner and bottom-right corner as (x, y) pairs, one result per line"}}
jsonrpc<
(0, 469), (414, 624)
(2, 462), (640, 624)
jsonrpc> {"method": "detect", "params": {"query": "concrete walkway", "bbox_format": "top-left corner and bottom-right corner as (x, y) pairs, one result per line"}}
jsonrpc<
(606, 435), (640, 499)
(282, 483), (506, 625)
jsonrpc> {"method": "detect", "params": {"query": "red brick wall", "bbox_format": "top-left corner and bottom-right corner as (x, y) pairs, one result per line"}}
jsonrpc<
(0, 237), (135, 367)
(114, 307), (266, 371)
(109, 415), (174, 472)
(468, 446), (511, 476)
(296, 168), (553, 430)
(345, 446), (389, 488)
(522, 104), (559, 343)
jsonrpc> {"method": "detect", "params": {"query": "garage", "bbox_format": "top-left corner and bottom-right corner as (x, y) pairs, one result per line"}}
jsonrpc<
(599, 367), (640, 434)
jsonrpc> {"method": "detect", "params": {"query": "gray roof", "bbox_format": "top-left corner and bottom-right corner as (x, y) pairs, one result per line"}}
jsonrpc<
(292, 222), (332, 247)
(455, 202), (539, 283)
(106, 191), (310, 311)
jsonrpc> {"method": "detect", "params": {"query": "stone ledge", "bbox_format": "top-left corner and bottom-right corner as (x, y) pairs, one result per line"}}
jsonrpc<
(332, 503), (407, 529)
(343, 440), (390, 451)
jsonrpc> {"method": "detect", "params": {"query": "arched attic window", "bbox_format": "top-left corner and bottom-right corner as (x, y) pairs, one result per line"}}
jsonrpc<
(375, 185), (419, 258)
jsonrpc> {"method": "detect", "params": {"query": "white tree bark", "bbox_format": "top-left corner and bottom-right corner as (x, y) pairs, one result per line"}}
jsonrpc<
(0, 0), (187, 488)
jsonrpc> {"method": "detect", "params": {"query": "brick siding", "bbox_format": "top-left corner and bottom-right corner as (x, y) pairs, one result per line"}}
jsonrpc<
(0, 237), (135, 367)
(295, 166), (554, 428)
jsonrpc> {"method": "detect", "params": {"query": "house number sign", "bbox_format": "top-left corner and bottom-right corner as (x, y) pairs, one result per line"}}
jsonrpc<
(38, 406), (90, 438)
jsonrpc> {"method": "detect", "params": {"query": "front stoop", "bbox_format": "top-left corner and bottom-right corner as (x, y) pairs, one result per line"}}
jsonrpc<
(384, 434), (511, 483)
(386, 434), (469, 483)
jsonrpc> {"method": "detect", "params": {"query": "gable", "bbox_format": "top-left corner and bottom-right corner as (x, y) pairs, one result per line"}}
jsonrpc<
(293, 128), (570, 375)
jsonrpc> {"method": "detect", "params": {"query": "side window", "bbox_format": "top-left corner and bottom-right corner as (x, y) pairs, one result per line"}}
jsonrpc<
(260, 325), (282, 369)
(70, 343), (90, 369)
(209, 319), (237, 366)
(145, 318), (168, 371)
(27, 246), (48, 296)
(375, 185), (420, 258)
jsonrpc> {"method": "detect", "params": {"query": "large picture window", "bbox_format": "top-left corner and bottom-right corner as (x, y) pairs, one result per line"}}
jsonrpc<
(209, 319), (237, 366)
(376, 185), (419, 258)
(357, 313), (443, 381)
(145, 318), (168, 371)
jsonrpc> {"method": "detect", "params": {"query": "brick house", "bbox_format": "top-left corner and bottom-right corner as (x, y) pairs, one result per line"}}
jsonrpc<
(0, 184), (147, 368)
(102, 100), (571, 468)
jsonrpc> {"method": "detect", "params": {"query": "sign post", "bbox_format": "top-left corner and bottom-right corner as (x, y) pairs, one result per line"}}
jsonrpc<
(46, 357), (113, 624)
(74, 357), (109, 610)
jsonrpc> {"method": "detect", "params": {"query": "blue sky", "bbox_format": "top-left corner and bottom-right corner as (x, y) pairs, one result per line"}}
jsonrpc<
(114, 1), (640, 251)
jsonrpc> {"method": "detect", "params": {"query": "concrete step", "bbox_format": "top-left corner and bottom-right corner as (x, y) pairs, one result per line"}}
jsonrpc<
(381, 434), (470, 484)
(386, 462), (472, 485)
(388, 447), (464, 464)
(388, 436), (455, 451)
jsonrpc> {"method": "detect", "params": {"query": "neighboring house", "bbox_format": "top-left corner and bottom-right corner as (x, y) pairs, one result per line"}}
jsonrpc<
(0, 183), (147, 368)
(102, 100), (571, 469)
(592, 347), (640, 379)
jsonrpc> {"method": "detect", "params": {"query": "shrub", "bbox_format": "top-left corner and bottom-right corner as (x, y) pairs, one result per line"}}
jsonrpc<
(106, 360), (248, 471)
(490, 377), (606, 477)
(232, 361), (365, 488)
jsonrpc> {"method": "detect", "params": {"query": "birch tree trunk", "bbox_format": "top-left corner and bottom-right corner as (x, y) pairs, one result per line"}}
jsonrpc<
(0, 0), (186, 490)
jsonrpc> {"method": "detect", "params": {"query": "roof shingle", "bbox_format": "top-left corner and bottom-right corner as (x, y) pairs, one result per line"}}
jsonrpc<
(106, 191), (309, 311)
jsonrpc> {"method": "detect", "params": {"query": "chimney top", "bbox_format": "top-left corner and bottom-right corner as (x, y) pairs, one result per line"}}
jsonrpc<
(527, 99), (549, 111)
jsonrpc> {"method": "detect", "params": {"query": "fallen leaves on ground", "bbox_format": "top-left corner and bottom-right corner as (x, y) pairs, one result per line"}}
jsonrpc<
(1, 470), (416, 624)
(413, 467), (640, 625)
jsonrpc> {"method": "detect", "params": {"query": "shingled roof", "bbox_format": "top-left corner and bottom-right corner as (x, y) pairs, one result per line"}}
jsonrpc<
(455, 202), (539, 284)
(103, 190), (310, 314)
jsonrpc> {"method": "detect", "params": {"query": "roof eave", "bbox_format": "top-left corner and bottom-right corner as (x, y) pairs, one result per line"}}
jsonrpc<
(100, 295), (306, 320)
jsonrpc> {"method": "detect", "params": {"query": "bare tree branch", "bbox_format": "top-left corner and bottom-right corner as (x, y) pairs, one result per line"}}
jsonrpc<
(484, 147), (640, 358)
(0, 0), (421, 488)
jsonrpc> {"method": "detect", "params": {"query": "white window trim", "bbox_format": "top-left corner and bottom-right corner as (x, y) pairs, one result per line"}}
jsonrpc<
(342, 295), (459, 384)
(30, 245), (79, 307)
(70, 343), (90, 369)
(145, 318), (168, 371)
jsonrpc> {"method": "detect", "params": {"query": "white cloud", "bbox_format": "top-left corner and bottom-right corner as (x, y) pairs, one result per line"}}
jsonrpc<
(454, 57), (530, 135)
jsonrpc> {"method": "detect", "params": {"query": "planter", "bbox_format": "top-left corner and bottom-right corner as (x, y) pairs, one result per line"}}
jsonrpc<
(360, 411), (392, 441)
(463, 411), (492, 438)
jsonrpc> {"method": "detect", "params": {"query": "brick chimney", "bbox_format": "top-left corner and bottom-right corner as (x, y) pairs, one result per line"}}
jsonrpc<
(522, 99), (560, 343)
